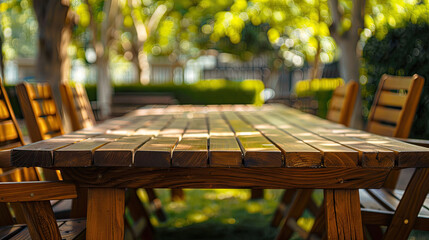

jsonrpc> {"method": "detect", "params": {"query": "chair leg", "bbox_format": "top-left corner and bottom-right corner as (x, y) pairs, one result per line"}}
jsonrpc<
(307, 204), (325, 240)
(127, 189), (154, 240)
(383, 168), (429, 240)
(145, 188), (167, 222)
(171, 189), (185, 201)
(20, 200), (62, 240)
(271, 189), (297, 227)
(250, 189), (264, 199)
(275, 189), (313, 240)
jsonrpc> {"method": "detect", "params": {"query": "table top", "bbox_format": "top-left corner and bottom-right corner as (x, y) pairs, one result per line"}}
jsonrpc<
(11, 104), (429, 169)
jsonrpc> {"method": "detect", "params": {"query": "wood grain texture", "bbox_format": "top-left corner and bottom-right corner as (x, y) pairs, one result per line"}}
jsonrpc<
(172, 138), (208, 167)
(94, 135), (152, 166)
(11, 137), (85, 167)
(87, 188), (125, 240)
(0, 181), (77, 202)
(209, 136), (242, 167)
(20, 200), (62, 240)
(325, 189), (363, 240)
(54, 139), (112, 167)
(60, 167), (389, 189)
(134, 137), (179, 167)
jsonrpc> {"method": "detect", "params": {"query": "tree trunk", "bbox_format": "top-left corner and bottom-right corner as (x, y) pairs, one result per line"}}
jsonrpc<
(33, 0), (73, 113)
(96, 54), (112, 118)
(328, 0), (365, 129)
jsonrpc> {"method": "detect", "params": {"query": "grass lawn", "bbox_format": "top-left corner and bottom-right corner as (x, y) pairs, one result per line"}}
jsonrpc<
(137, 189), (319, 240)
(136, 189), (429, 240)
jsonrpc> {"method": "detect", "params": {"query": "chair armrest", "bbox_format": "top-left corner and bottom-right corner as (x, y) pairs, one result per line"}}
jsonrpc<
(0, 181), (77, 202)
(395, 138), (429, 148)
(0, 149), (11, 168)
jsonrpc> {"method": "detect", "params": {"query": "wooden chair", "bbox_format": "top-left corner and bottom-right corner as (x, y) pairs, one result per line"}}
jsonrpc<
(16, 82), (64, 142)
(60, 82), (96, 131)
(60, 82), (167, 224)
(274, 74), (425, 240)
(271, 81), (359, 229)
(0, 173), (86, 239)
(326, 80), (358, 126)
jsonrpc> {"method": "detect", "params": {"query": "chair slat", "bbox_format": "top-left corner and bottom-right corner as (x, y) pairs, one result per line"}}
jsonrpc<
(382, 75), (413, 90)
(378, 91), (407, 108)
(373, 106), (401, 125)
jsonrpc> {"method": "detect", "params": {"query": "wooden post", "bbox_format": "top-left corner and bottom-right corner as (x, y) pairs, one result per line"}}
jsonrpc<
(325, 189), (363, 240)
(87, 188), (125, 240)
(20, 201), (62, 240)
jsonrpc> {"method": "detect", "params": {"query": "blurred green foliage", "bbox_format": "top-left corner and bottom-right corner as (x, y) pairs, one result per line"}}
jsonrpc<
(86, 79), (265, 105)
(362, 22), (429, 139)
(294, 78), (344, 118)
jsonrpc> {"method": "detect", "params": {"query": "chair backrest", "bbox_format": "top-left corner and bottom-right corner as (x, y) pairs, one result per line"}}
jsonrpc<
(16, 82), (64, 142)
(367, 74), (424, 138)
(0, 82), (25, 150)
(60, 83), (96, 131)
(326, 81), (358, 127)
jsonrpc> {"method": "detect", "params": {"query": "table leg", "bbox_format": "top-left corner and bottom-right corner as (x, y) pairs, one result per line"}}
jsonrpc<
(324, 189), (363, 240)
(87, 188), (125, 240)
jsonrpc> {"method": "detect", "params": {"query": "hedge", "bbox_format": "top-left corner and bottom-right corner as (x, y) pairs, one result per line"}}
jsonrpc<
(362, 23), (429, 139)
(6, 79), (265, 118)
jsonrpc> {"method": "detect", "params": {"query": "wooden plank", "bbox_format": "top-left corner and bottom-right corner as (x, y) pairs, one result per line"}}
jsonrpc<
(208, 112), (242, 167)
(372, 106), (401, 124)
(158, 117), (188, 137)
(382, 76), (413, 90)
(0, 120), (19, 142)
(0, 181), (77, 202)
(378, 91), (407, 108)
(224, 112), (282, 167)
(94, 135), (152, 166)
(87, 188), (125, 240)
(351, 134), (429, 167)
(0, 225), (24, 238)
(61, 167), (389, 189)
(268, 112), (359, 167)
(172, 138), (208, 167)
(367, 121), (396, 137)
(172, 115), (208, 167)
(325, 189), (363, 240)
(54, 139), (113, 167)
(134, 115), (173, 136)
(58, 219), (86, 240)
(241, 113), (322, 167)
(134, 137), (179, 167)
(209, 136), (242, 167)
(317, 134), (395, 168)
(11, 138), (85, 167)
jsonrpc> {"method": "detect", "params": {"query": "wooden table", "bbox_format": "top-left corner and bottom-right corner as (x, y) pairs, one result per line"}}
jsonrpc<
(11, 104), (429, 239)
